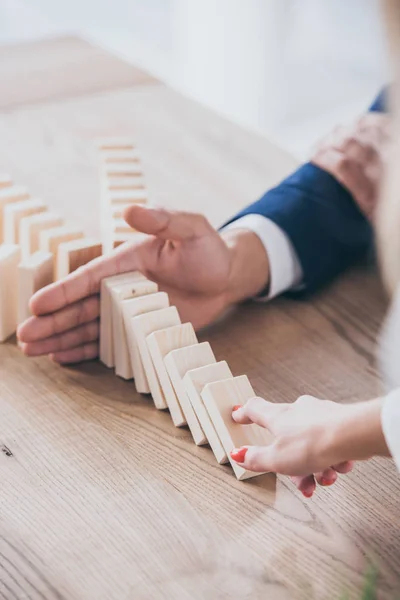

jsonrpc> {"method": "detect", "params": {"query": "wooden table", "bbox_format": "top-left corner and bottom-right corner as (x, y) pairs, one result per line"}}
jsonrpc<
(0, 36), (398, 600)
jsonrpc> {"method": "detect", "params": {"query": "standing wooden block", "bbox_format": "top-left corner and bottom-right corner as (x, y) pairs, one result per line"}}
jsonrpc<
(122, 292), (170, 393)
(0, 245), (20, 342)
(182, 361), (233, 464)
(104, 163), (143, 178)
(111, 279), (159, 379)
(105, 176), (146, 191)
(100, 271), (146, 368)
(129, 307), (181, 409)
(146, 324), (199, 428)
(39, 226), (84, 277)
(0, 174), (12, 189)
(0, 186), (30, 243)
(201, 376), (273, 480)
(19, 212), (64, 260)
(108, 189), (148, 204)
(56, 238), (102, 280)
(17, 251), (53, 324)
(100, 150), (140, 163)
(102, 231), (140, 255)
(96, 137), (135, 151)
(4, 199), (47, 244)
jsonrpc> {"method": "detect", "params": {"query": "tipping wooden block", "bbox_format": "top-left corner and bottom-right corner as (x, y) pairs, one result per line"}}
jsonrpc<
(122, 292), (170, 393)
(3, 198), (47, 244)
(20, 212), (64, 260)
(182, 360), (233, 464)
(56, 238), (102, 280)
(111, 279), (159, 379)
(201, 375), (273, 480)
(99, 271), (146, 368)
(100, 150), (140, 163)
(17, 251), (53, 324)
(0, 245), (20, 342)
(39, 226), (84, 276)
(96, 137), (135, 151)
(0, 186), (30, 243)
(146, 324), (199, 428)
(129, 307), (182, 409)
(0, 174), (12, 189)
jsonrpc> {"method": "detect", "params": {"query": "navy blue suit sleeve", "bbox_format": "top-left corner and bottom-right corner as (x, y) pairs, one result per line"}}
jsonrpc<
(226, 89), (386, 296)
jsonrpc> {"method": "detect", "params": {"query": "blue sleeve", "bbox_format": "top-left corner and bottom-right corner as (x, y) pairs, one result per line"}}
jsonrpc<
(226, 89), (386, 296)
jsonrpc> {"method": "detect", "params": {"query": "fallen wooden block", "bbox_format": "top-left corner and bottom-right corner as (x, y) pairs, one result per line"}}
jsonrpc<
(17, 251), (53, 324)
(182, 360), (233, 464)
(4, 198), (47, 244)
(0, 245), (21, 342)
(122, 292), (170, 394)
(0, 174), (12, 189)
(39, 226), (85, 277)
(147, 324), (200, 430)
(19, 212), (64, 260)
(111, 278), (159, 379)
(99, 271), (147, 369)
(201, 375), (273, 480)
(96, 137), (135, 151)
(129, 307), (182, 409)
(56, 238), (102, 280)
(0, 186), (30, 243)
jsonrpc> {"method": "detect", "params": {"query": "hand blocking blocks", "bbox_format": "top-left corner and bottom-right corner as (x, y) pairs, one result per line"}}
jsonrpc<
(100, 271), (273, 480)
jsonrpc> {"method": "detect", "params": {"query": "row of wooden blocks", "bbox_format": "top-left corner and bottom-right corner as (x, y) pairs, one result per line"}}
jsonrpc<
(100, 271), (272, 480)
(97, 137), (148, 253)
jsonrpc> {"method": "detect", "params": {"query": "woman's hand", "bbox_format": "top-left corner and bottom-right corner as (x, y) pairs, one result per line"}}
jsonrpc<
(231, 394), (389, 498)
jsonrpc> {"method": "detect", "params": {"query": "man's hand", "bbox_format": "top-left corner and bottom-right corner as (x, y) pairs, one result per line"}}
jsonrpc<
(17, 205), (270, 363)
(312, 113), (391, 222)
(231, 394), (389, 498)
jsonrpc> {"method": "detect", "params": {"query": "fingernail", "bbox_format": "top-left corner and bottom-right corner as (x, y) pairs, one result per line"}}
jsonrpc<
(302, 490), (313, 498)
(232, 404), (242, 412)
(321, 478), (335, 487)
(230, 447), (248, 463)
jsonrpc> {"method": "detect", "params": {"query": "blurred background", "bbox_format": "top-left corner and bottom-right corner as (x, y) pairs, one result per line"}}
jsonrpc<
(0, 0), (388, 158)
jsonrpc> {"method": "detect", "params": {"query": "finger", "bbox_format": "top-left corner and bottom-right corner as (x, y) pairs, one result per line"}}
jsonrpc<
(291, 475), (317, 498)
(50, 342), (99, 364)
(333, 460), (354, 474)
(20, 319), (99, 356)
(232, 397), (288, 429)
(230, 444), (278, 473)
(314, 468), (338, 487)
(124, 205), (213, 242)
(29, 236), (147, 317)
(18, 296), (100, 343)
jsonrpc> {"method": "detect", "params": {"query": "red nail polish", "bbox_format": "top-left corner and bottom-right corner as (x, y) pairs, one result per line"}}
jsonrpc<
(321, 478), (335, 487)
(230, 447), (248, 463)
(302, 490), (313, 498)
(232, 404), (242, 412)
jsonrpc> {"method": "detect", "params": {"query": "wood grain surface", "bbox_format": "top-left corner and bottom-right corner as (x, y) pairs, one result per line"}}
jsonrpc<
(0, 36), (398, 600)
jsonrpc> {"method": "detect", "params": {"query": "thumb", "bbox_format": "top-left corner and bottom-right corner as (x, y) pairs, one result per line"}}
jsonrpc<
(230, 445), (277, 473)
(124, 205), (213, 241)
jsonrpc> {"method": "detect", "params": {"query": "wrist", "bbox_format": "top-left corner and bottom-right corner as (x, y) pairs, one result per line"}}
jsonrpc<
(221, 228), (270, 305)
(328, 399), (390, 463)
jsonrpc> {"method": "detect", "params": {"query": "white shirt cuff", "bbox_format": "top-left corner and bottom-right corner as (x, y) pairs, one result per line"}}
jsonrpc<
(381, 389), (400, 472)
(223, 214), (303, 300)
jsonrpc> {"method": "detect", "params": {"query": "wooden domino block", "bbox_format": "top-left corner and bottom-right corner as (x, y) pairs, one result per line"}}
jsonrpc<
(105, 163), (143, 178)
(0, 245), (20, 342)
(100, 150), (140, 164)
(109, 189), (148, 204)
(182, 360), (233, 464)
(96, 137), (135, 151)
(122, 292), (170, 393)
(19, 212), (64, 260)
(104, 176), (146, 191)
(39, 226), (84, 277)
(17, 251), (53, 324)
(111, 279), (159, 379)
(110, 204), (132, 219)
(0, 174), (12, 189)
(4, 199), (47, 244)
(146, 324), (199, 428)
(129, 307), (182, 409)
(102, 230), (140, 255)
(0, 186), (30, 243)
(99, 271), (147, 368)
(56, 238), (102, 280)
(201, 375), (273, 480)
